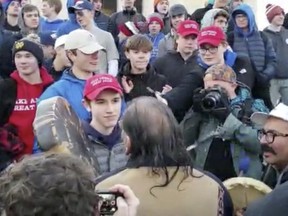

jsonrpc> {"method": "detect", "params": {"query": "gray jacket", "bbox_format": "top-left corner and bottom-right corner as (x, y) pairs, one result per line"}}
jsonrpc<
(88, 135), (128, 175)
(157, 32), (175, 57)
(263, 27), (288, 79)
(181, 111), (262, 179)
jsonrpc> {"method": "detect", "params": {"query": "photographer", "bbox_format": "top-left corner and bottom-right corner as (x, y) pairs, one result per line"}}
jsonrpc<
(181, 64), (268, 181)
(0, 153), (139, 216)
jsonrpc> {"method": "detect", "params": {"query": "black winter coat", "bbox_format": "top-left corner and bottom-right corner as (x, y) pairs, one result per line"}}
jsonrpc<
(117, 62), (167, 102)
(153, 51), (198, 88)
(163, 55), (256, 119)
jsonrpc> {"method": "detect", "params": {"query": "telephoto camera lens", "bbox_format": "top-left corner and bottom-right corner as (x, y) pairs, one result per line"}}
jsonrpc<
(201, 91), (222, 111)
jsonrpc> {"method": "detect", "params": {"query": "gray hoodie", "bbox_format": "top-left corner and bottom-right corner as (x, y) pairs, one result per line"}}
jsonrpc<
(18, 7), (40, 37)
(263, 26), (288, 79)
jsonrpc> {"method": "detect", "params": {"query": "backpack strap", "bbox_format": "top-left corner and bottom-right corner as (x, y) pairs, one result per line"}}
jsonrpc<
(0, 78), (17, 126)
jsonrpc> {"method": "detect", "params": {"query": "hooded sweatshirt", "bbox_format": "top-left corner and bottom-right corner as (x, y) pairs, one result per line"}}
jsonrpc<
(38, 69), (89, 121)
(40, 18), (65, 34)
(56, 0), (80, 37)
(8, 67), (53, 156)
(231, 3), (276, 84)
(263, 27), (288, 79)
(201, 8), (228, 31)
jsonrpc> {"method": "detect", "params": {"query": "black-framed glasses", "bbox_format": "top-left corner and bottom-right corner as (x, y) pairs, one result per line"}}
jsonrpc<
(199, 46), (219, 54)
(257, 129), (288, 144)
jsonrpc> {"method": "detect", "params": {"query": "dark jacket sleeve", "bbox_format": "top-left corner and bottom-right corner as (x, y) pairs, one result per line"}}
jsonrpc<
(190, 8), (206, 26)
(0, 78), (17, 126)
(108, 12), (118, 39)
(262, 35), (277, 81)
(163, 69), (204, 117)
(234, 56), (256, 90)
(283, 13), (288, 29)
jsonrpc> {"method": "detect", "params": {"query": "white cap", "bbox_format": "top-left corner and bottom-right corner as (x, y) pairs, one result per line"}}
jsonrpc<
(54, 35), (68, 49)
(251, 103), (288, 126)
(64, 29), (104, 54)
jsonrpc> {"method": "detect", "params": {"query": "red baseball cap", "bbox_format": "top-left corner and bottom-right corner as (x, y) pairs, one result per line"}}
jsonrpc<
(198, 26), (226, 47)
(83, 74), (123, 100)
(177, 20), (199, 37)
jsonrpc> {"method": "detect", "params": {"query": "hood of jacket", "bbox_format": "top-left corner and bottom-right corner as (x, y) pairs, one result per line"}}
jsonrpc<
(66, 0), (78, 23)
(201, 8), (225, 29)
(197, 49), (237, 69)
(82, 120), (121, 150)
(18, 9), (40, 37)
(232, 3), (257, 36)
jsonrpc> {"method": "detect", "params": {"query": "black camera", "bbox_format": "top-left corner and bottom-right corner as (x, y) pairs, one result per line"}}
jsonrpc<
(200, 87), (225, 111)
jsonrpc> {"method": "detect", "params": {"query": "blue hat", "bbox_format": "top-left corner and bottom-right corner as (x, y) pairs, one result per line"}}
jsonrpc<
(3, 0), (20, 13)
(40, 32), (56, 47)
(68, 0), (93, 13)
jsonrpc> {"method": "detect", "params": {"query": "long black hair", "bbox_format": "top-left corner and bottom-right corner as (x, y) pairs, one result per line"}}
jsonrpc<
(122, 97), (201, 195)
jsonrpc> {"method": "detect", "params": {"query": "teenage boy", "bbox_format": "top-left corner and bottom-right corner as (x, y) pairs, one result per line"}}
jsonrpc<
(158, 26), (256, 120)
(89, 0), (110, 31)
(263, 4), (288, 106)
(154, 20), (199, 88)
(0, 4), (41, 78)
(154, 0), (170, 34)
(69, 0), (119, 76)
(0, 39), (53, 162)
(39, 29), (104, 121)
(3, 0), (21, 34)
(229, 3), (277, 109)
(157, 4), (188, 57)
(154, 20), (199, 121)
(41, 0), (65, 34)
(145, 13), (165, 64)
(82, 74), (127, 174)
(201, 8), (230, 31)
(117, 34), (167, 102)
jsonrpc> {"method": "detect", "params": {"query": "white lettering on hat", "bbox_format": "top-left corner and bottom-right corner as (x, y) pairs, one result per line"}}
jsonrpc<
(286, 38), (288, 45)
(91, 77), (113, 86)
(184, 23), (197, 29)
(75, 1), (84, 6)
(201, 30), (217, 36)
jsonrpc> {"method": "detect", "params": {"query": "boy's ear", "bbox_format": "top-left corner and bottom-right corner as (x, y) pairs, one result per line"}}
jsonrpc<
(82, 99), (91, 112)
(124, 51), (130, 60)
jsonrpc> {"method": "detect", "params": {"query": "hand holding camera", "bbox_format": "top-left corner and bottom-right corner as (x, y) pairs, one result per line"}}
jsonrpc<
(193, 86), (231, 122)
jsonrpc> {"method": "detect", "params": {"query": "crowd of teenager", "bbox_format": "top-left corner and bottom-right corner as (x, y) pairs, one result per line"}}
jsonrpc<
(1, 0), (288, 215)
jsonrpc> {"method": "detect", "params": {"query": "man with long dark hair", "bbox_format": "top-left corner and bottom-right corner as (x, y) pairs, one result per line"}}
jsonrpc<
(96, 97), (233, 216)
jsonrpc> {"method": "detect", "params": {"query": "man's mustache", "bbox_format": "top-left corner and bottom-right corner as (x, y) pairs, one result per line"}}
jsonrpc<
(261, 145), (277, 155)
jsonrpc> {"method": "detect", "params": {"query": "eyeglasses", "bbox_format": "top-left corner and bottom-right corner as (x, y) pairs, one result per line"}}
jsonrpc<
(257, 129), (288, 144)
(199, 46), (219, 54)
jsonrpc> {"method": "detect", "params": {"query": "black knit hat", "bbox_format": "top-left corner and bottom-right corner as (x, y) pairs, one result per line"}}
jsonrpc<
(12, 39), (44, 66)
